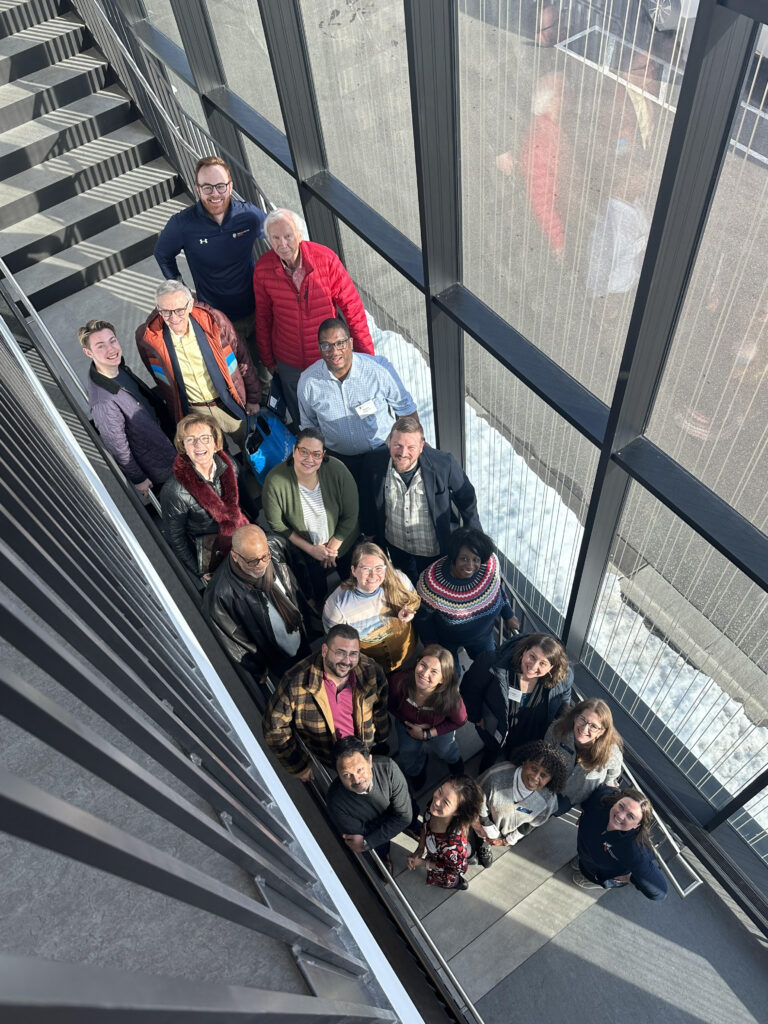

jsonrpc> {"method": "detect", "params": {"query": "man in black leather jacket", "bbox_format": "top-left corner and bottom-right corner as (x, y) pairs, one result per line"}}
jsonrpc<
(202, 524), (311, 695)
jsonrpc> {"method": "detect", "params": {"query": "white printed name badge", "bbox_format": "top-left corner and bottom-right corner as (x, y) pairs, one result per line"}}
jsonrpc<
(354, 399), (378, 417)
(507, 686), (524, 703)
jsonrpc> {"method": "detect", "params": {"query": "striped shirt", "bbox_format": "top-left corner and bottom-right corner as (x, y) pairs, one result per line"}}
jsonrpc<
(322, 571), (415, 638)
(297, 353), (417, 456)
(384, 462), (439, 557)
(298, 480), (329, 544)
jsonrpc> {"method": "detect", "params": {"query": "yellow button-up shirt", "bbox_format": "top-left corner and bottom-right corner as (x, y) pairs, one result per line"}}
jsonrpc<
(172, 321), (217, 403)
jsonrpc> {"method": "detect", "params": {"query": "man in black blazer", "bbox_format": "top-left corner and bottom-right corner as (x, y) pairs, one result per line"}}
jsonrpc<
(359, 416), (481, 582)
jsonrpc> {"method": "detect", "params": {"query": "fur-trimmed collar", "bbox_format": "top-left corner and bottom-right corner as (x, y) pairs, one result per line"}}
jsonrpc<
(173, 450), (249, 536)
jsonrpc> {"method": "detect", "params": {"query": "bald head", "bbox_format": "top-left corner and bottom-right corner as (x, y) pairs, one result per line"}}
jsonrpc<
(231, 525), (271, 579)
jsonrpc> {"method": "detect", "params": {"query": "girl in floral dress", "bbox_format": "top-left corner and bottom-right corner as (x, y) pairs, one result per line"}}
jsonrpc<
(406, 777), (483, 890)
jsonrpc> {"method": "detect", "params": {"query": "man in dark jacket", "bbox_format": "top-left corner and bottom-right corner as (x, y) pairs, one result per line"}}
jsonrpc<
(136, 279), (261, 445)
(154, 155), (268, 387)
(80, 319), (175, 496)
(263, 624), (389, 782)
(359, 416), (481, 582)
(202, 525), (309, 694)
(326, 736), (411, 874)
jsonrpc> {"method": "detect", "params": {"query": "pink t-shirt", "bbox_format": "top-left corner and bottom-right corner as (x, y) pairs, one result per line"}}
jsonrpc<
(323, 672), (356, 739)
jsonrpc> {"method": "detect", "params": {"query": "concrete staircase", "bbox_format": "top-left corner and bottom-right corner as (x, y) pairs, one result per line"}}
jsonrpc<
(0, 0), (191, 379)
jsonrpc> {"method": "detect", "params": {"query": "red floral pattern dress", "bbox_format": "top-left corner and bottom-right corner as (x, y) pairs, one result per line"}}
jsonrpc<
(421, 812), (469, 889)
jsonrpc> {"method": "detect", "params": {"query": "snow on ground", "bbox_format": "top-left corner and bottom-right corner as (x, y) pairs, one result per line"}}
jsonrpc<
(370, 314), (768, 838)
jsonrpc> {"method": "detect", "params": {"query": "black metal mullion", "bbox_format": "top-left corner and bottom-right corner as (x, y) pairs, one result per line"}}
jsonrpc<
(0, 768), (367, 976)
(403, 0), (464, 464)
(0, 670), (338, 927)
(561, 2), (759, 658)
(704, 766), (768, 832)
(256, 0), (342, 253)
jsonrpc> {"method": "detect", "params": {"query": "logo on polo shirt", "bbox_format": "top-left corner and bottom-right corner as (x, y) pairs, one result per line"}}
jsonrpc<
(233, 230), (249, 238)
(199, 238), (208, 244)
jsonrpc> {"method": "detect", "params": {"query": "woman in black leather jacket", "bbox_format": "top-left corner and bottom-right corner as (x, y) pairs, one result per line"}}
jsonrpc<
(160, 413), (248, 586)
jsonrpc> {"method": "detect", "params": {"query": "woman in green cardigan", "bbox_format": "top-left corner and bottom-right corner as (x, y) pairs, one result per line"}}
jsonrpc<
(262, 427), (361, 606)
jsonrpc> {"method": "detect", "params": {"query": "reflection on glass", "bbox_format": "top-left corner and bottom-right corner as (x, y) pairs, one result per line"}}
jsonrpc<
(463, 339), (598, 632)
(648, 50), (768, 536)
(585, 483), (768, 846)
(338, 224), (434, 443)
(460, 0), (694, 401)
(299, 0), (420, 242)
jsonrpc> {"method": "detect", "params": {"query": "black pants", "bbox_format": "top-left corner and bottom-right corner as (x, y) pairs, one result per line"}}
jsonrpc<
(386, 544), (435, 586)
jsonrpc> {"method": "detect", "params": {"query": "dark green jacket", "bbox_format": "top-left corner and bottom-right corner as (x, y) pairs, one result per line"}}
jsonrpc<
(262, 456), (360, 556)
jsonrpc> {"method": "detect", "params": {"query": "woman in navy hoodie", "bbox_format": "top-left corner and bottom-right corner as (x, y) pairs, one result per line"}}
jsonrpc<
(573, 785), (667, 900)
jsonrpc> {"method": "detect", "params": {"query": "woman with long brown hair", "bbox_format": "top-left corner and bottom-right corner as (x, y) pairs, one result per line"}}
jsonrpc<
(322, 542), (420, 672)
(406, 776), (484, 890)
(389, 644), (468, 784)
(545, 698), (624, 813)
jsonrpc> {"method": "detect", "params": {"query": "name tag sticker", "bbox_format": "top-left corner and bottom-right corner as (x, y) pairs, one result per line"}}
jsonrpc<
(354, 399), (377, 417)
(508, 686), (524, 702)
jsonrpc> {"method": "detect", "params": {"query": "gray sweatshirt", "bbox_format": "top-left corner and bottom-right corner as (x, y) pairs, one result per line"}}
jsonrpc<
(544, 724), (622, 810)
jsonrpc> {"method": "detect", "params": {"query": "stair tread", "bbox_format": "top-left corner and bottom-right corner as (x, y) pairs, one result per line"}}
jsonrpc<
(14, 195), (192, 293)
(0, 85), (129, 157)
(0, 12), (83, 60)
(0, 157), (178, 255)
(0, 47), (106, 104)
(0, 121), (155, 217)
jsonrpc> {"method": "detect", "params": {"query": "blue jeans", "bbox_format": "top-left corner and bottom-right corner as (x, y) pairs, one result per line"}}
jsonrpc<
(395, 718), (461, 777)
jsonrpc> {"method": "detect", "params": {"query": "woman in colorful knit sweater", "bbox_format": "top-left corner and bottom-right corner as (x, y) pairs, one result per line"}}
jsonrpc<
(416, 528), (519, 662)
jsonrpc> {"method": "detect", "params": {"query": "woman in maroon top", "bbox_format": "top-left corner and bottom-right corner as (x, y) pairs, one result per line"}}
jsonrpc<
(407, 776), (483, 890)
(389, 644), (468, 786)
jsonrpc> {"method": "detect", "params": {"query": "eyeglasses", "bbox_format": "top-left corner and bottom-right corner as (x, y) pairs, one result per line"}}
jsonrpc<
(183, 434), (213, 446)
(235, 551), (271, 566)
(296, 447), (324, 460)
(197, 182), (231, 195)
(319, 339), (350, 352)
(158, 305), (189, 319)
(575, 714), (604, 735)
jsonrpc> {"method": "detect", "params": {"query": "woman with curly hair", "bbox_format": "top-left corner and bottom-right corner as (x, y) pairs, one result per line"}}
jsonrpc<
(406, 776), (484, 890)
(389, 644), (468, 785)
(470, 740), (568, 869)
(546, 698), (624, 814)
(461, 632), (572, 771)
(322, 542), (420, 673)
(573, 786), (667, 900)
(416, 527), (518, 663)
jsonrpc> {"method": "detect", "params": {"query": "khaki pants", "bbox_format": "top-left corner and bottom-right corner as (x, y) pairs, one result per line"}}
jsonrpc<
(206, 403), (246, 447)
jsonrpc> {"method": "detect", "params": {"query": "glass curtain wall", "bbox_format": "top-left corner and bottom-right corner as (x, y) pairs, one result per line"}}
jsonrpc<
(118, 0), (768, 896)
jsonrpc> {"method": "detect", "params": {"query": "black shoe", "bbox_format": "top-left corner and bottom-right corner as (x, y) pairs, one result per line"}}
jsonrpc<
(453, 875), (469, 890)
(408, 764), (428, 793)
(477, 842), (493, 869)
(448, 757), (465, 778)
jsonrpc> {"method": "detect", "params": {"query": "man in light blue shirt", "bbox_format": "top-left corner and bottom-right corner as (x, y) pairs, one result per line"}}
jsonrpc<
(298, 317), (418, 477)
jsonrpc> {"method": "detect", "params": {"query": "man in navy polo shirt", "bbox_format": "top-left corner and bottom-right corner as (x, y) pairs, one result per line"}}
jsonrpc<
(154, 156), (268, 387)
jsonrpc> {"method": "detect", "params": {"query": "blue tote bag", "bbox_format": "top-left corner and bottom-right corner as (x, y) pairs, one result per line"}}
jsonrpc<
(244, 411), (295, 484)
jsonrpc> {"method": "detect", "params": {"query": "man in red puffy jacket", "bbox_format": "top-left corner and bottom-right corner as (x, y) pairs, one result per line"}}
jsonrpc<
(253, 209), (374, 424)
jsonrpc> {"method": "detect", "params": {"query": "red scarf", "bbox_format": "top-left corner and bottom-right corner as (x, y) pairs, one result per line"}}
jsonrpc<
(173, 450), (249, 536)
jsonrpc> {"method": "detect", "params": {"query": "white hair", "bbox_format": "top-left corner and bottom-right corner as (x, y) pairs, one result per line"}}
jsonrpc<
(155, 279), (192, 303)
(264, 208), (307, 241)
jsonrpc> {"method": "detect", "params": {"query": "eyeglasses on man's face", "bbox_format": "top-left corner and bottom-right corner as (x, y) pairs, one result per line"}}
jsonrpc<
(158, 305), (189, 319)
(235, 550), (271, 567)
(319, 338), (351, 353)
(197, 182), (231, 195)
(296, 446), (324, 460)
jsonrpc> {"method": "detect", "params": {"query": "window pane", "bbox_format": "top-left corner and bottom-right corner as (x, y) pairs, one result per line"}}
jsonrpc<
(299, 0), (420, 243)
(339, 224), (434, 442)
(584, 484), (768, 831)
(459, 2), (695, 402)
(204, 0), (286, 133)
(464, 343), (599, 632)
(729, 794), (768, 865)
(647, 50), (768, 535)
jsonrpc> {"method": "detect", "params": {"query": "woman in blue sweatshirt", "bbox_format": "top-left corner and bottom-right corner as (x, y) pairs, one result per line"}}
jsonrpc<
(573, 785), (667, 900)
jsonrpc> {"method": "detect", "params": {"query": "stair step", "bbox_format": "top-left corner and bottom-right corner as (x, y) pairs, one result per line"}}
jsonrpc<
(0, 0), (66, 39)
(0, 48), (110, 134)
(0, 120), (160, 229)
(15, 194), (193, 309)
(1, 158), (181, 271)
(0, 85), (133, 180)
(0, 13), (86, 85)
